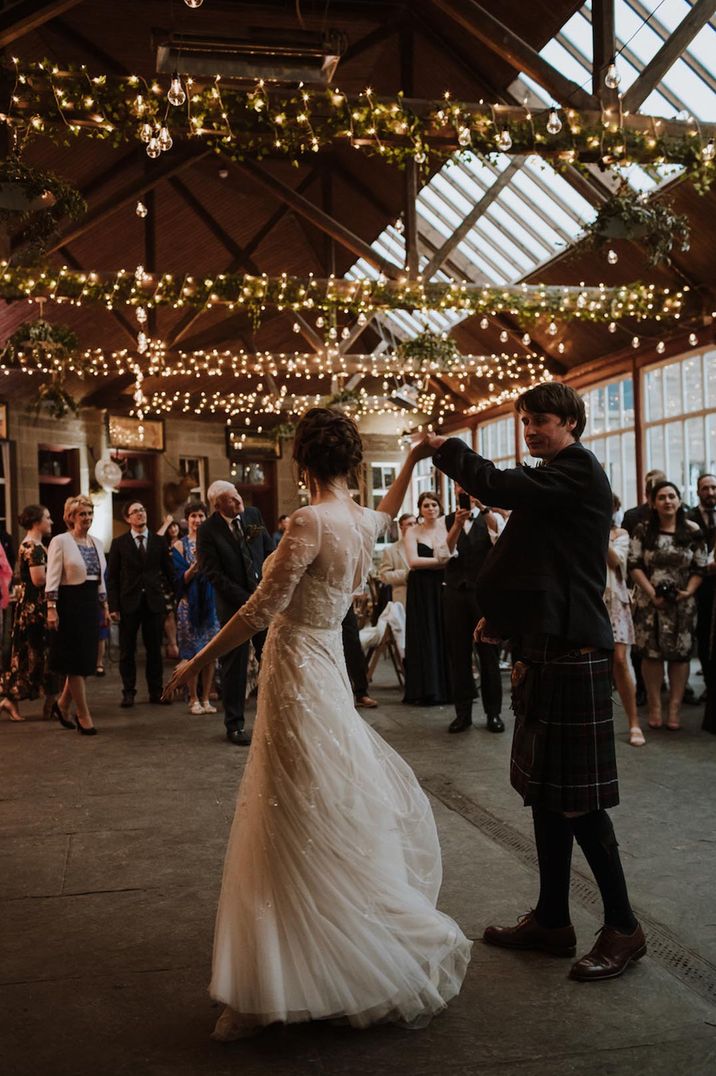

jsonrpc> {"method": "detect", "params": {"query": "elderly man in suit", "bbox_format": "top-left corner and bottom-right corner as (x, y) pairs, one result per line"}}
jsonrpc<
(378, 513), (415, 606)
(686, 473), (716, 698)
(444, 487), (504, 734)
(197, 481), (260, 746)
(419, 382), (644, 984)
(234, 490), (275, 662)
(107, 501), (174, 707)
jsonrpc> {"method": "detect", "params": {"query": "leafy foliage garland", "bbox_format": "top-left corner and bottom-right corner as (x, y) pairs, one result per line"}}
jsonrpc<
(4, 61), (715, 187)
(1, 318), (81, 417)
(586, 189), (691, 266)
(0, 157), (86, 251)
(396, 331), (460, 364)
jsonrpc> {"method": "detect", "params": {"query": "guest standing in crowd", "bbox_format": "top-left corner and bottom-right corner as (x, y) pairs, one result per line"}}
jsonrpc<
(629, 480), (706, 731)
(107, 502), (174, 708)
(402, 491), (455, 706)
(197, 481), (259, 746)
(46, 496), (108, 735)
(172, 501), (221, 715)
(236, 492), (274, 664)
(443, 485), (504, 734)
(378, 512), (415, 606)
(686, 473), (716, 697)
(605, 497), (643, 746)
(5, 505), (60, 711)
(272, 514), (289, 546)
(159, 518), (181, 660)
(425, 382), (645, 982)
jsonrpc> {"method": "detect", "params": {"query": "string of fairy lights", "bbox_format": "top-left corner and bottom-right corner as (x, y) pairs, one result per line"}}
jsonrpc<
(1, 60), (714, 181)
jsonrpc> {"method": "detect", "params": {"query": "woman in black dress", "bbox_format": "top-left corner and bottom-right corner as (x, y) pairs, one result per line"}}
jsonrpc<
(402, 490), (455, 705)
(46, 496), (109, 736)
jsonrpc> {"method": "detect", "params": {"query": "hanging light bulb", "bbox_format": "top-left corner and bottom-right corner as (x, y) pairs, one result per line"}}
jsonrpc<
(499, 330), (509, 343)
(656, 340), (665, 354)
(184, 0), (203, 6)
(137, 332), (148, 354)
(341, 326), (351, 340)
(604, 61), (621, 90)
(496, 129), (512, 151)
(135, 264), (145, 282)
(546, 108), (562, 135)
(357, 311), (368, 326)
(158, 126), (173, 151)
(167, 73), (186, 107)
(394, 217), (404, 234)
(135, 306), (148, 324)
(607, 249), (619, 265)
(146, 136), (161, 159)
(480, 316), (489, 330)
(689, 332), (698, 346)
(315, 315), (325, 328)
(522, 332), (531, 346)
(703, 138), (715, 162)
(458, 126), (471, 147)
(547, 321), (558, 336)
(138, 122), (153, 143)
(608, 321), (617, 333)
(292, 321), (301, 333)
(557, 342), (565, 354)
(631, 335), (640, 349)
(135, 200), (148, 218)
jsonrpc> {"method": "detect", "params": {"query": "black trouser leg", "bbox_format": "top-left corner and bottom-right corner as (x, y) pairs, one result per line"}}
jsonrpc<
(631, 651), (645, 696)
(443, 587), (477, 714)
(475, 641), (502, 717)
(570, 811), (638, 933)
(219, 641), (250, 731)
(118, 608), (142, 694)
(342, 606), (368, 697)
(252, 628), (267, 665)
(532, 806), (574, 929)
(140, 601), (165, 697)
(696, 594), (713, 691)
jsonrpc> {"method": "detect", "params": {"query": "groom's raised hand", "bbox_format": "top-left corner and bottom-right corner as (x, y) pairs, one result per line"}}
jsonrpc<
(411, 432), (447, 459)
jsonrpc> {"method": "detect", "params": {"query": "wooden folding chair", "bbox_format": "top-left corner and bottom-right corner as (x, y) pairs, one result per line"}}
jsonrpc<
(367, 622), (405, 688)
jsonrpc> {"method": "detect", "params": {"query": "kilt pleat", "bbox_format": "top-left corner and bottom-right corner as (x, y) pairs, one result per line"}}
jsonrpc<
(510, 650), (618, 813)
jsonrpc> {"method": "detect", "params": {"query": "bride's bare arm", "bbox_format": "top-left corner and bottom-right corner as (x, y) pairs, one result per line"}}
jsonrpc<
(377, 445), (425, 520)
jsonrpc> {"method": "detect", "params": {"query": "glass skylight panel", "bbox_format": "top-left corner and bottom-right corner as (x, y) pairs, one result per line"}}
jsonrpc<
(540, 37), (593, 86)
(454, 240), (507, 283)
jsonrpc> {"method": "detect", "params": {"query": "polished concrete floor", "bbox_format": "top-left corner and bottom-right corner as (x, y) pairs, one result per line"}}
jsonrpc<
(2, 654), (716, 1076)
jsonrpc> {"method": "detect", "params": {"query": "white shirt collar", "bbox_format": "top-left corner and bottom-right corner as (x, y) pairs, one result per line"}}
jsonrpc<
(131, 528), (149, 539)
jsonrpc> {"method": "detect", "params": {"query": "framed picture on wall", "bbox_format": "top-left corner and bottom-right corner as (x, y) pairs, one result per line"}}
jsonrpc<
(0, 402), (7, 440)
(107, 415), (165, 452)
(225, 428), (282, 460)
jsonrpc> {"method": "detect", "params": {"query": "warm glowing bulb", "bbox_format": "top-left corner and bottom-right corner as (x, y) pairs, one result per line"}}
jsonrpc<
(607, 249), (618, 265)
(184, 0), (203, 7)
(135, 201), (148, 218)
(604, 62), (621, 90)
(546, 108), (562, 135)
(497, 129), (512, 151)
(168, 73), (186, 107)
(146, 137), (161, 158)
(703, 139), (715, 162)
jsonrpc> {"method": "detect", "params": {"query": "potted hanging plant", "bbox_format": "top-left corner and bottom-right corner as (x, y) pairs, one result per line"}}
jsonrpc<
(0, 157), (86, 252)
(586, 187), (690, 265)
(396, 330), (460, 365)
(1, 318), (81, 418)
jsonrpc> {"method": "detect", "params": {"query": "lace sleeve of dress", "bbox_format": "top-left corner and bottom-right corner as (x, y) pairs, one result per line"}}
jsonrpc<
(240, 506), (320, 632)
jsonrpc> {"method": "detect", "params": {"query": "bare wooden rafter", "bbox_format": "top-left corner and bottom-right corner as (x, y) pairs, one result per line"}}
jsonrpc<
(622, 0), (716, 113)
(0, 0), (83, 47)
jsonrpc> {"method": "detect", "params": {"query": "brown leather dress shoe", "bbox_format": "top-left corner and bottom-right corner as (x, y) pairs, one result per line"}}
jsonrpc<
(569, 923), (646, 982)
(483, 911), (577, 957)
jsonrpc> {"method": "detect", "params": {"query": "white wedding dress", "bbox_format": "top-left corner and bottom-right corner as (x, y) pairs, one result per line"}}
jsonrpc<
(209, 500), (471, 1036)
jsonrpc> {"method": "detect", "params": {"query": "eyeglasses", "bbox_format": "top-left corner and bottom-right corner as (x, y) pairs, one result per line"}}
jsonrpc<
(128, 507), (146, 515)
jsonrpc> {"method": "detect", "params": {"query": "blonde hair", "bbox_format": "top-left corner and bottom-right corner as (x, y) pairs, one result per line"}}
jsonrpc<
(63, 494), (93, 527)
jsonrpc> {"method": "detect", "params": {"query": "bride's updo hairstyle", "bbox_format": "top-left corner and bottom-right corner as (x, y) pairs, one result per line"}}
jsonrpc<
(292, 407), (363, 485)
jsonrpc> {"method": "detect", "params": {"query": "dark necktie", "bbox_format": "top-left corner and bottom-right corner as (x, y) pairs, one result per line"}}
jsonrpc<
(136, 534), (146, 560)
(231, 518), (257, 591)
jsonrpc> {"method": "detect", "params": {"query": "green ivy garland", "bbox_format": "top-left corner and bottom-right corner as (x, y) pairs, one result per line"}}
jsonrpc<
(396, 331), (460, 364)
(0, 157), (86, 251)
(2, 318), (81, 417)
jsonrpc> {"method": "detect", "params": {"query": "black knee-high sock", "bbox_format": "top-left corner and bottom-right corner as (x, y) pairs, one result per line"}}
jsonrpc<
(532, 806), (574, 929)
(570, 811), (638, 934)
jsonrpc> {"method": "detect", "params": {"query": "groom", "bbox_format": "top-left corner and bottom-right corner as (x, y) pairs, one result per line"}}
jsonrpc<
(419, 383), (645, 982)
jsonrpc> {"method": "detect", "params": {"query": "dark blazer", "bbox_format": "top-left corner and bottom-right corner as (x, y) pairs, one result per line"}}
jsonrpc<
(197, 510), (258, 621)
(240, 505), (275, 577)
(433, 439), (614, 649)
(443, 511), (494, 591)
(107, 531), (173, 616)
(622, 502), (650, 537)
(686, 505), (716, 550)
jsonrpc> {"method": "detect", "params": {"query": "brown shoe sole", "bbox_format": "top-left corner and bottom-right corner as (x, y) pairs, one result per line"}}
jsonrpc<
(483, 931), (576, 958)
(569, 942), (647, 981)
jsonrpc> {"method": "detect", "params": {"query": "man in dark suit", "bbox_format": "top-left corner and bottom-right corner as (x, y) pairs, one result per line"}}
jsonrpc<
(197, 481), (259, 746)
(420, 382), (644, 984)
(687, 473), (716, 696)
(621, 468), (666, 536)
(235, 492), (275, 663)
(107, 502), (174, 707)
(444, 485), (504, 734)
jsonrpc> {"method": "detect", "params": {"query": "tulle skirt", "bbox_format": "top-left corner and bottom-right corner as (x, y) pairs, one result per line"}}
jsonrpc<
(210, 613), (471, 1032)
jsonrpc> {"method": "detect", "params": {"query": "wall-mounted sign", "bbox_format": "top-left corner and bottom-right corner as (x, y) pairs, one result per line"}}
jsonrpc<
(225, 429), (281, 460)
(0, 402), (7, 440)
(107, 415), (165, 452)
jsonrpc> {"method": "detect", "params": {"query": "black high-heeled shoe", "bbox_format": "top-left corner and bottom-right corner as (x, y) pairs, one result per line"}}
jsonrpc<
(76, 716), (98, 737)
(52, 701), (76, 730)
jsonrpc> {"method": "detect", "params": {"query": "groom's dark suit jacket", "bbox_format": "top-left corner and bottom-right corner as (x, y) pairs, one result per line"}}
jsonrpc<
(433, 439), (613, 649)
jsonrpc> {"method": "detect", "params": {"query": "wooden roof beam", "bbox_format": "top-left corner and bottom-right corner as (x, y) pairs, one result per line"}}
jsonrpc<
(169, 175), (260, 273)
(428, 0), (598, 110)
(229, 158), (403, 279)
(57, 245), (138, 347)
(592, 0), (618, 108)
(622, 0), (716, 113)
(0, 0), (84, 47)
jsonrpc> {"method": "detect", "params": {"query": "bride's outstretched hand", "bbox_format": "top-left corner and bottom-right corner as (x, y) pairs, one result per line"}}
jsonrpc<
(162, 659), (194, 701)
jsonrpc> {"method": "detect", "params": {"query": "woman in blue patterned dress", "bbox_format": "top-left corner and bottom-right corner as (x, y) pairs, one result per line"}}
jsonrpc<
(172, 501), (220, 715)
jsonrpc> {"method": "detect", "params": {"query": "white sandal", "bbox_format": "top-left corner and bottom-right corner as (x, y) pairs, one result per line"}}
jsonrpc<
(629, 726), (646, 747)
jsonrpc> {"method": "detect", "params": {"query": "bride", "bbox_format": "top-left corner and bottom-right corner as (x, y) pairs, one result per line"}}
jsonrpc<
(164, 407), (471, 1038)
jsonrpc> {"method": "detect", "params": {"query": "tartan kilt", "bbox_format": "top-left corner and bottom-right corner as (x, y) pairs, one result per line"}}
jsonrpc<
(509, 650), (619, 813)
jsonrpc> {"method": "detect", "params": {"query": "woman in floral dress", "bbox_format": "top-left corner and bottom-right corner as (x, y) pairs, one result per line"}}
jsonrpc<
(2, 504), (59, 719)
(172, 501), (220, 714)
(629, 481), (706, 730)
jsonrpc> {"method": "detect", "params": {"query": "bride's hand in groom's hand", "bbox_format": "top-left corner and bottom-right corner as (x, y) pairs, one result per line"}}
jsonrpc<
(162, 659), (194, 702)
(410, 432), (446, 460)
(474, 617), (503, 645)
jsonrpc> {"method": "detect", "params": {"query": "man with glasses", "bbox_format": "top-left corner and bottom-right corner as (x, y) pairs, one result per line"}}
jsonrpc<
(107, 502), (174, 708)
